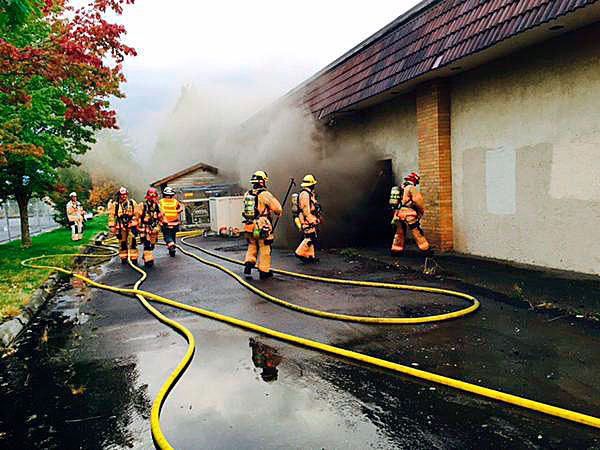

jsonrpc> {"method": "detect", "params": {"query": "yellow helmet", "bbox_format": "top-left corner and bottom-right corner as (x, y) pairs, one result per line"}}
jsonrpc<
(250, 170), (269, 183)
(301, 174), (317, 187)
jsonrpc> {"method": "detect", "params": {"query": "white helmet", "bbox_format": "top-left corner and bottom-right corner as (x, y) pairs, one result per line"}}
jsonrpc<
(69, 192), (77, 198)
(163, 186), (175, 196)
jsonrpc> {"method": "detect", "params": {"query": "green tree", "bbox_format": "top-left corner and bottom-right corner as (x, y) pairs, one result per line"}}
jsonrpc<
(0, 0), (136, 247)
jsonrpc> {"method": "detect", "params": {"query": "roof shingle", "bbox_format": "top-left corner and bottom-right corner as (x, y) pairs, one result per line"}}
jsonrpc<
(300, 0), (598, 119)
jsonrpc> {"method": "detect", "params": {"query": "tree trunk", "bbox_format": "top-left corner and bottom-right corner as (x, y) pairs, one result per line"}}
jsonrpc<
(15, 193), (32, 248)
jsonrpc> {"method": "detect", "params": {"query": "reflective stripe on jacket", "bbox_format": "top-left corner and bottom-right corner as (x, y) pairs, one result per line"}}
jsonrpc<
(160, 198), (182, 225)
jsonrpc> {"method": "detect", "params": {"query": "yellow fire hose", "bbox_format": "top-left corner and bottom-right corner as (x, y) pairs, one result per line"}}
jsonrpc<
(179, 236), (480, 324)
(21, 234), (600, 450)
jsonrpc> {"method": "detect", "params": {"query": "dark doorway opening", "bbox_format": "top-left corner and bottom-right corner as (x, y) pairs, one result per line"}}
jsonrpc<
(355, 159), (396, 246)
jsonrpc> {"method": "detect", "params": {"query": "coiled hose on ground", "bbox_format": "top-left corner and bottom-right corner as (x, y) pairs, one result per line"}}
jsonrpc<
(21, 233), (600, 450)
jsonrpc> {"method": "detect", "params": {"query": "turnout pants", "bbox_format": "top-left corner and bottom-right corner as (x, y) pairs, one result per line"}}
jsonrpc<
(140, 228), (160, 263)
(162, 225), (179, 250)
(295, 222), (318, 261)
(117, 227), (139, 261)
(391, 208), (430, 253)
(245, 238), (272, 273)
(70, 220), (84, 241)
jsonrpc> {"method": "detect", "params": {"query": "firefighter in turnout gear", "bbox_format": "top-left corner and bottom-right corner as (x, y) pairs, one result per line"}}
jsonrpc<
(293, 174), (321, 263)
(159, 186), (183, 257)
(66, 192), (86, 241)
(108, 187), (139, 263)
(390, 172), (430, 254)
(136, 188), (163, 267)
(242, 171), (282, 280)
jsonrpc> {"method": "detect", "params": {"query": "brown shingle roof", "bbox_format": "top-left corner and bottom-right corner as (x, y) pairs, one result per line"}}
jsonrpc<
(151, 162), (219, 188)
(300, 0), (598, 119)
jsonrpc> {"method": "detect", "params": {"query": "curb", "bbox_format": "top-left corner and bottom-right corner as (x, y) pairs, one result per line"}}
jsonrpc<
(0, 273), (64, 348)
(0, 232), (108, 349)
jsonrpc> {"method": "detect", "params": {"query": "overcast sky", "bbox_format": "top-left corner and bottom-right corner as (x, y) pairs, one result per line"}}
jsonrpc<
(112, 0), (422, 159)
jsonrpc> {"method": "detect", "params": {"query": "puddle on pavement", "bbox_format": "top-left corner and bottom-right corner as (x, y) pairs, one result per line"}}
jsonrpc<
(142, 325), (397, 450)
(136, 318), (600, 450)
(0, 280), (151, 450)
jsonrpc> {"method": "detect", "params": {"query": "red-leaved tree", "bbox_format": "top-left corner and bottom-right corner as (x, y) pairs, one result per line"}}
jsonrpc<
(0, 0), (136, 246)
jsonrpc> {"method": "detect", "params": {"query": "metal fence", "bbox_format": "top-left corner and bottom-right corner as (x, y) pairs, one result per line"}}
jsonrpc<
(0, 199), (59, 244)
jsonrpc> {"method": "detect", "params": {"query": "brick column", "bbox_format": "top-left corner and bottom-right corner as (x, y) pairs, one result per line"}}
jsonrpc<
(416, 79), (453, 251)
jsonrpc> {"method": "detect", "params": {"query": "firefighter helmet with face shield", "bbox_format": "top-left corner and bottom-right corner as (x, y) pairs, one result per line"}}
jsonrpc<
(301, 174), (317, 188)
(145, 188), (159, 201)
(118, 187), (128, 199)
(404, 172), (420, 185)
(250, 171), (268, 187)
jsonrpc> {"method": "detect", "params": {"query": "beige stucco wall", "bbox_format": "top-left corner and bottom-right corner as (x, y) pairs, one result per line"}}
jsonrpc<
(452, 24), (600, 275)
(326, 94), (418, 182)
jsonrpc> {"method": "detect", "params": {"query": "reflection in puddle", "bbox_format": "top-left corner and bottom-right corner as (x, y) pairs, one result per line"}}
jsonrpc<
(249, 338), (282, 383)
(148, 325), (395, 450)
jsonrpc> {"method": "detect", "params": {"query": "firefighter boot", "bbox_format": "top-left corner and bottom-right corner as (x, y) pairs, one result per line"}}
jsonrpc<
(244, 262), (254, 279)
(143, 251), (154, 268)
(259, 270), (273, 280)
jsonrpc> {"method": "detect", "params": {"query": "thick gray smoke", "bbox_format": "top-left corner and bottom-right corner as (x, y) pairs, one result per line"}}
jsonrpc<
(147, 88), (383, 248)
(200, 99), (380, 247)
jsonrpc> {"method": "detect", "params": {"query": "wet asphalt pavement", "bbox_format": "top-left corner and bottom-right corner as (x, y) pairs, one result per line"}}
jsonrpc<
(1, 235), (600, 449)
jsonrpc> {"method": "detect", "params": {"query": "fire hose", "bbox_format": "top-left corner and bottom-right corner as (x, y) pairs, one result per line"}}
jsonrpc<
(21, 233), (600, 450)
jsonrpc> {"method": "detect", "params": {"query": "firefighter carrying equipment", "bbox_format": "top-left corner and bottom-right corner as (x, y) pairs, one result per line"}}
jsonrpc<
(22, 235), (600, 450)
(243, 186), (282, 276)
(109, 196), (139, 262)
(137, 193), (163, 267)
(294, 184), (321, 262)
(390, 179), (430, 253)
(66, 198), (85, 241)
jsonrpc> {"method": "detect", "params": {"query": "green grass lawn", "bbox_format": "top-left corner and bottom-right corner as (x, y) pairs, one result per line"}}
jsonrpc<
(0, 214), (108, 321)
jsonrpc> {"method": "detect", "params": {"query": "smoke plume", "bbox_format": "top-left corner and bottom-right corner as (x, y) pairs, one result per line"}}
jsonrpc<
(146, 87), (386, 248)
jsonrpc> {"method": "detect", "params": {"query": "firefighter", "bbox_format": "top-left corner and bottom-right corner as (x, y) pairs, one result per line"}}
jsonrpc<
(159, 186), (183, 257)
(389, 172), (430, 254)
(136, 188), (163, 267)
(66, 192), (86, 241)
(108, 187), (139, 264)
(242, 171), (282, 280)
(293, 174), (321, 263)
